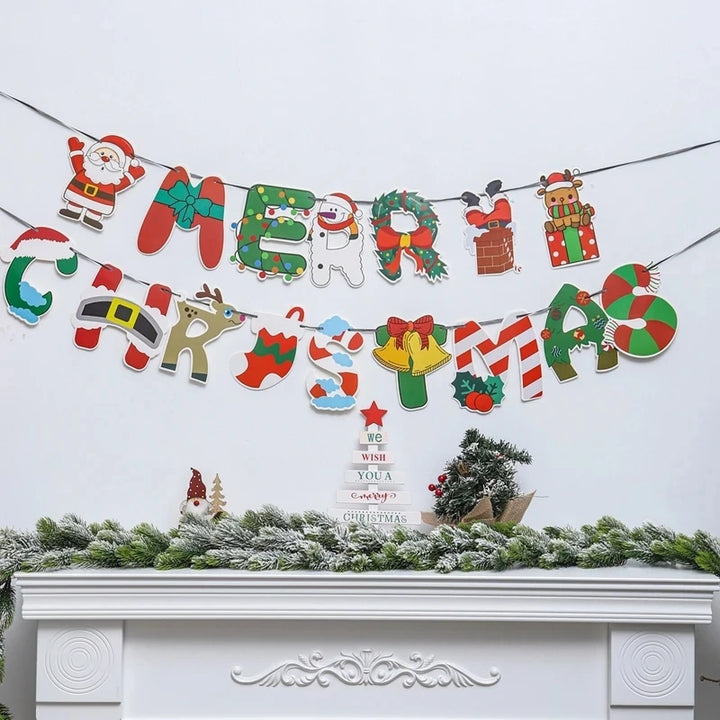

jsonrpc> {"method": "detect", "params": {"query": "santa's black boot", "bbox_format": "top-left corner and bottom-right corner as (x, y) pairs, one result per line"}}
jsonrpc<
(58, 207), (82, 221)
(82, 213), (104, 231)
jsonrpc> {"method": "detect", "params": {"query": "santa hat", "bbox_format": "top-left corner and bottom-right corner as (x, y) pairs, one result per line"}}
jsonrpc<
(186, 468), (207, 499)
(325, 192), (361, 217)
(89, 134), (139, 168)
(542, 172), (576, 193)
(1, 226), (74, 263)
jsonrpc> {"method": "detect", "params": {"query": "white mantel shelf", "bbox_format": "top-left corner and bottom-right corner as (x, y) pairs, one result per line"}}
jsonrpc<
(15, 566), (720, 720)
(16, 564), (718, 623)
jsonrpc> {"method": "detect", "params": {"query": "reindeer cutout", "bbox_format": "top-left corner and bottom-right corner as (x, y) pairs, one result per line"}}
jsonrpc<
(537, 169), (599, 267)
(160, 284), (246, 384)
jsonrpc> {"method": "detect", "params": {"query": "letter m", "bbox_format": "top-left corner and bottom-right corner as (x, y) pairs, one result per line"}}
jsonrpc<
(453, 312), (542, 402)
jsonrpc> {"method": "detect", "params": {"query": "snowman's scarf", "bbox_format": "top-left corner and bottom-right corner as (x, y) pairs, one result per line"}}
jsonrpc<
(317, 215), (355, 232)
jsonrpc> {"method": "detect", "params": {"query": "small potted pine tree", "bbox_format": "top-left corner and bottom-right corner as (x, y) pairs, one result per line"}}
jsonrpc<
(421, 429), (534, 526)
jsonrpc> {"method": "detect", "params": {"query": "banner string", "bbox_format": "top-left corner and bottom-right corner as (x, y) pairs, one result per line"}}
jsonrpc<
(2, 89), (720, 205)
(1, 204), (718, 332)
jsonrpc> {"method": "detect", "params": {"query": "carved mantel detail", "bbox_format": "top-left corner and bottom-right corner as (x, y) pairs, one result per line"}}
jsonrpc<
(231, 649), (501, 688)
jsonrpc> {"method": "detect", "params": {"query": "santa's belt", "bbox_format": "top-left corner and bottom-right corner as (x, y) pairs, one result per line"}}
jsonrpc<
(477, 220), (510, 230)
(71, 179), (114, 202)
(76, 295), (163, 348)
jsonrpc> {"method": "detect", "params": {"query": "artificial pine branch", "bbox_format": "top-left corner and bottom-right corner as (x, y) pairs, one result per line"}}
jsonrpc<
(2, 507), (720, 717)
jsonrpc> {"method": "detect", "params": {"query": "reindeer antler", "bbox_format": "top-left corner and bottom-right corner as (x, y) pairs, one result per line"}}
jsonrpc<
(539, 175), (549, 187)
(563, 169), (574, 180)
(195, 283), (223, 303)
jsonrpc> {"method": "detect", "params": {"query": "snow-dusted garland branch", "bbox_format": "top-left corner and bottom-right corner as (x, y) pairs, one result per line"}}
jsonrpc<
(1, 507), (720, 717)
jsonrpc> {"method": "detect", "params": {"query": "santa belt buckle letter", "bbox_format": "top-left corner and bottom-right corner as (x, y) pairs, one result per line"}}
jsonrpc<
(107, 297), (140, 329)
(76, 295), (163, 348)
(84, 183), (99, 197)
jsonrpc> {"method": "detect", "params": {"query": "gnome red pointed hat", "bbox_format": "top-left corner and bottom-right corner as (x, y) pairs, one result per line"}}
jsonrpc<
(186, 468), (207, 499)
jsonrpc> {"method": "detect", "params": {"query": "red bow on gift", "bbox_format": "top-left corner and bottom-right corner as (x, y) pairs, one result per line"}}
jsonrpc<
(386, 315), (435, 350)
(375, 226), (434, 275)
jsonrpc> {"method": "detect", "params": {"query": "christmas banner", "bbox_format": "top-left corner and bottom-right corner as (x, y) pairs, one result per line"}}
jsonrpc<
(0, 89), (714, 415)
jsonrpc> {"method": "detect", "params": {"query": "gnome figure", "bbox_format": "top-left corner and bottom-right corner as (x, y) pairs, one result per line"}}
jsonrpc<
(179, 468), (213, 518)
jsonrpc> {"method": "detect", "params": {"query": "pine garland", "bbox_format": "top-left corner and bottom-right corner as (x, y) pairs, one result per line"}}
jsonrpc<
(2, 508), (720, 715)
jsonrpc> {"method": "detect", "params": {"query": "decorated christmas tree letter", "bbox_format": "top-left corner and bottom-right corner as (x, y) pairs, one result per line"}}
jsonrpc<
(230, 307), (306, 390)
(73, 264), (173, 371)
(373, 315), (451, 411)
(452, 313), (542, 413)
(371, 190), (448, 283)
(138, 166), (225, 270)
(542, 284), (618, 382)
(231, 184), (314, 282)
(308, 192), (364, 287)
(2, 227), (78, 325)
(306, 315), (364, 411)
(601, 263), (677, 357)
(329, 402), (419, 526)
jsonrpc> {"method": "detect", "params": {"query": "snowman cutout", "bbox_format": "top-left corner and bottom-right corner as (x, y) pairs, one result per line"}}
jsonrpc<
(180, 468), (213, 519)
(308, 192), (364, 288)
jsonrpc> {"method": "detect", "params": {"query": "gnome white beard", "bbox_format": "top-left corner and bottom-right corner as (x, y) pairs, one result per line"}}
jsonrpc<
(83, 152), (126, 185)
(180, 497), (212, 517)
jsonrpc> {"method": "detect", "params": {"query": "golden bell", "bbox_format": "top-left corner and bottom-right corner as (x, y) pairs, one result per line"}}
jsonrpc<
(406, 332), (452, 376)
(373, 335), (411, 372)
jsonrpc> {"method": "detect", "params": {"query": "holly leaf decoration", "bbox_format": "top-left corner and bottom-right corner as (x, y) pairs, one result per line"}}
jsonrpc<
(451, 372), (505, 407)
(483, 375), (505, 404)
(452, 372), (477, 406)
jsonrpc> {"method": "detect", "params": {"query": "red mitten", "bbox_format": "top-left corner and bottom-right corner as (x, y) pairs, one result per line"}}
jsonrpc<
(127, 163), (145, 181)
(68, 136), (85, 153)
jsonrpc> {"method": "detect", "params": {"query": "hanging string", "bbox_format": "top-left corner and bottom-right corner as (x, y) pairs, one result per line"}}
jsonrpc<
(1, 203), (717, 332)
(2, 89), (720, 205)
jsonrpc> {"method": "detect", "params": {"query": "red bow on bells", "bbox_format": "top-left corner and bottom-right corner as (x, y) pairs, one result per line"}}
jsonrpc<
(386, 315), (435, 350)
(375, 226), (434, 275)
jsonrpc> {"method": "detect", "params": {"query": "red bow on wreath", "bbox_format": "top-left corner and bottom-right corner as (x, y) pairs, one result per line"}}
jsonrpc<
(375, 226), (434, 276)
(387, 315), (434, 350)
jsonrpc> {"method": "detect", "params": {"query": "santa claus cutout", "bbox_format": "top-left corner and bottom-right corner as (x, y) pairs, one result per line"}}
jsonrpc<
(59, 134), (145, 231)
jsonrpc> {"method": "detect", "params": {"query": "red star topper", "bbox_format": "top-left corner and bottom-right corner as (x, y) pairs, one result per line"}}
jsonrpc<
(360, 401), (387, 427)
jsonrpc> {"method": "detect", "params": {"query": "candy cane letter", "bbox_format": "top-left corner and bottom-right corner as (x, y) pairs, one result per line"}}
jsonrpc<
(452, 313), (542, 413)
(73, 264), (173, 371)
(307, 316), (364, 411)
(2, 227), (78, 325)
(231, 184), (314, 282)
(138, 166), (225, 270)
(601, 263), (677, 357)
(542, 284), (619, 382)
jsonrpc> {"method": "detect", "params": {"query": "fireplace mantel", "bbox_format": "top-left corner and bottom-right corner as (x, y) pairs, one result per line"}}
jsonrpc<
(16, 565), (719, 719)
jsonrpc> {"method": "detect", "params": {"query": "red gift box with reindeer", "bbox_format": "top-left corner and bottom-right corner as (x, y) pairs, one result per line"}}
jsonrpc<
(537, 170), (600, 268)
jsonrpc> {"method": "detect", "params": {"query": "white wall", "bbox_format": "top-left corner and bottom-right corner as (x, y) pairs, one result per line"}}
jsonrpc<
(1, 0), (720, 716)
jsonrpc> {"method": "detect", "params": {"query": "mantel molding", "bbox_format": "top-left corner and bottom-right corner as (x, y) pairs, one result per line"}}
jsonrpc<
(16, 565), (718, 624)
